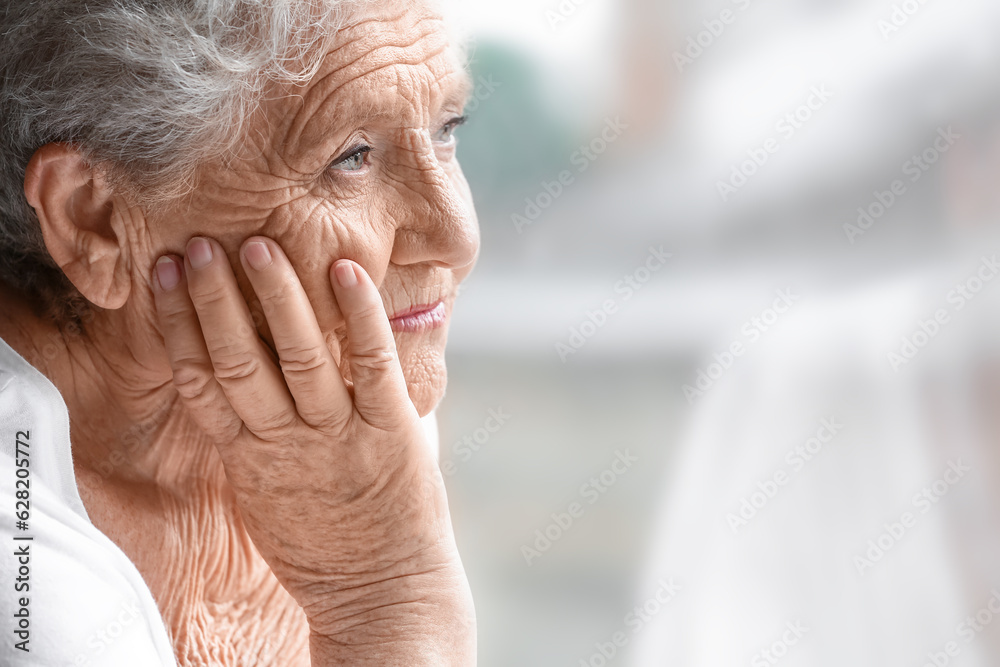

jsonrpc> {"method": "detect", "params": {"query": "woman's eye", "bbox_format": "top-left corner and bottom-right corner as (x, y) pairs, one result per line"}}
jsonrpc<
(434, 115), (468, 144)
(330, 146), (372, 172)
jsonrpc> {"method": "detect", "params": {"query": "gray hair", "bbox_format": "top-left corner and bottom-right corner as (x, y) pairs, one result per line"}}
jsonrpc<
(0, 0), (369, 320)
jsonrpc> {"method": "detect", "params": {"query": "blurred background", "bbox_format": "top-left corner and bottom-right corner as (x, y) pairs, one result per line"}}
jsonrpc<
(435, 0), (1000, 665)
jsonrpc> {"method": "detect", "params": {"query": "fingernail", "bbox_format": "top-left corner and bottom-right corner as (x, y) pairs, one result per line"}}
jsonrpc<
(155, 256), (181, 291)
(244, 241), (272, 271)
(334, 261), (357, 288)
(188, 238), (213, 270)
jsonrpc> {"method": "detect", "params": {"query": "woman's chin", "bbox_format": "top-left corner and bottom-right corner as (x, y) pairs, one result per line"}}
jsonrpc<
(405, 370), (447, 418)
(401, 353), (448, 418)
(397, 330), (450, 417)
(411, 394), (440, 419)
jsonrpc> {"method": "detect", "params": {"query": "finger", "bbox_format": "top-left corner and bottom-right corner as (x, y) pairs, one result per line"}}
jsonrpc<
(329, 259), (415, 428)
(183, 236), (297, 436)
(151, 255), (242, 443)
(240, 237), (352, 429)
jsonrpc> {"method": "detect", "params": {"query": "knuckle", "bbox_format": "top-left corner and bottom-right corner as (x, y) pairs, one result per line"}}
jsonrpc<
(303, 407), (353, 435)
(188, 278), (230, 309)
(356, 403), (407, 432)
(172, 362), (215, 401)
(279, 346), (330, 376)
(155, 292), (193, 321)
(213, 354), (261, 382)
(251, 412), (299, 440)
(260, 281), (294, 310)
(353, 305), (388, 331)
(350, 348), (397, 375)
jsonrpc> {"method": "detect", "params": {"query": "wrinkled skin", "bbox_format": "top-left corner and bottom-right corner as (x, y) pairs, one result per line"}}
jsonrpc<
(0, 2), (479, 664)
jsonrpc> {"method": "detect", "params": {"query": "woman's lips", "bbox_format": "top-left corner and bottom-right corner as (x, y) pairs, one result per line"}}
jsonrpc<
(388, 300), (447, 333)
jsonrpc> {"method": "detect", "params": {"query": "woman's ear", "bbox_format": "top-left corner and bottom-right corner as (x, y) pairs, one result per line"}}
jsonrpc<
(23, 143), (131, 310)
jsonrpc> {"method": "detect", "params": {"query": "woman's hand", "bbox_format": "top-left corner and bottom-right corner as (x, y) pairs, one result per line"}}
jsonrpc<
(150, 236), (475, 665)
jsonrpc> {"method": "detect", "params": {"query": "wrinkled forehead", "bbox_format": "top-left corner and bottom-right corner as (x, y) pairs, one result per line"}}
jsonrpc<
(269, 3), (471, 153)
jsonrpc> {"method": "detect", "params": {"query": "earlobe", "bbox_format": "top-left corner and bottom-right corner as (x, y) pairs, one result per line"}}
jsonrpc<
(23, 143), (132, 310)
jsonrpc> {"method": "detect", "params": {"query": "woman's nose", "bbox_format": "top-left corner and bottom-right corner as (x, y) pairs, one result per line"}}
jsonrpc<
(388, 142), (480, 270)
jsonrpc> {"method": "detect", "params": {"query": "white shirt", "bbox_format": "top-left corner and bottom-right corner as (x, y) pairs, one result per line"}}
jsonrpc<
(0, 335), (178, 665)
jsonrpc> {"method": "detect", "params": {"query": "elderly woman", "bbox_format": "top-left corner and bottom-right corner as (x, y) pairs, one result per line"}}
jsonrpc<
(0, 0), (478, 664)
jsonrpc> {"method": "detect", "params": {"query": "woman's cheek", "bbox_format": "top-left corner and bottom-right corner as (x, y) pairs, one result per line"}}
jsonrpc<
(268, 200), (379, 331)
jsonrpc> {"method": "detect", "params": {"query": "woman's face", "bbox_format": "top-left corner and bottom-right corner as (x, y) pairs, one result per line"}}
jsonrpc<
(143, 2), (479, 416)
